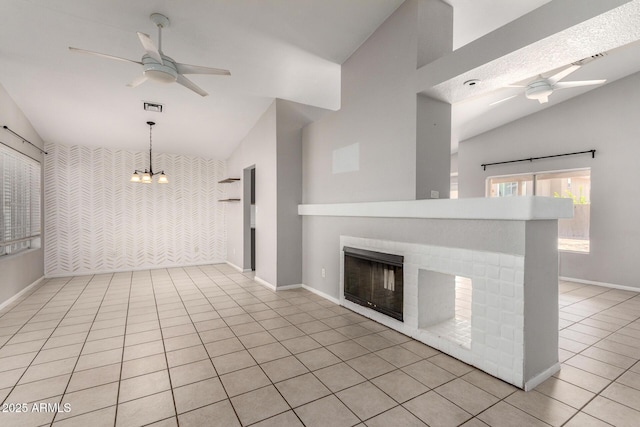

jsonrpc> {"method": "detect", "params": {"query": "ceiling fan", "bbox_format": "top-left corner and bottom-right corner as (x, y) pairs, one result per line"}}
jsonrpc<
(69, 13), (230, 97)
(490, 63), (606, 106)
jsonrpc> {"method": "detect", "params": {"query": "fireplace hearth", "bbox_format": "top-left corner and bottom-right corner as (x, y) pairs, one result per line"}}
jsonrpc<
(343, 246), (404, 321)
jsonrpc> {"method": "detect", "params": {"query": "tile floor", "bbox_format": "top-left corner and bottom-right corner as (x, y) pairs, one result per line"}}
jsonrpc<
(0, 264), (639, 427)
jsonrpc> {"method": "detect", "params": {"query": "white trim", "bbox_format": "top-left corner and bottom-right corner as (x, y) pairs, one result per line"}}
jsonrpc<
(254, 276), (277, 291)
(226, 261), (252, 273)
(524, 362), (561, 391)
(45, 260), (226, 278)
(298, 196), (573, 221)
(0, 276), (45, 311)
(559, 276), (640, 293)
(301, 284), (340, 305)
(277, 284), (303, 291)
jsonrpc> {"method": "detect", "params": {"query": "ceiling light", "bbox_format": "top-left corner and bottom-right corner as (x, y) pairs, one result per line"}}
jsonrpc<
(130, 121), (168, 184)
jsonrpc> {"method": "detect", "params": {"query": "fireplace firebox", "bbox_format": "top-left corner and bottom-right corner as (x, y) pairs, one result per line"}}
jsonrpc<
(343, 246), (404, 321)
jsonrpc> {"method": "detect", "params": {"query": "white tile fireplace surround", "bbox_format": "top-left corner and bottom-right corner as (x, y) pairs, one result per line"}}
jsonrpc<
(300, 197), (574, 391)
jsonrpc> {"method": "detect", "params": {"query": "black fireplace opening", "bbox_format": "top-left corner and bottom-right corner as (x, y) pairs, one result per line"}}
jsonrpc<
(343, 246), (404, 322)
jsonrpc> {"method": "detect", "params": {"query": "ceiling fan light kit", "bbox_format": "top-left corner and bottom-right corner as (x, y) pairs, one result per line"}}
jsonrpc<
(69, 13), (230, 96)
(491, 61), (606, 106)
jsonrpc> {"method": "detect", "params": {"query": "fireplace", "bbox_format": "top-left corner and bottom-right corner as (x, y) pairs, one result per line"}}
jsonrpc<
(343, 246), (404, 321)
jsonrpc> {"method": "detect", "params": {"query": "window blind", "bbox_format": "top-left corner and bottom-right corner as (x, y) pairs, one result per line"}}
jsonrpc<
(0, 143), (41, 256)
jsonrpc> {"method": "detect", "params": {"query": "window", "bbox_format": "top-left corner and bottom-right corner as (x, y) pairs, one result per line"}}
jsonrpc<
(0, 144), (41, 257)
(487, 169), (590, 253)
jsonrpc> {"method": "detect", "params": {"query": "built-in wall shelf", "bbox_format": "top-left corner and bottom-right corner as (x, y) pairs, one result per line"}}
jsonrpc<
(218, 198), (240, 202)
(218, 178), (240, 183)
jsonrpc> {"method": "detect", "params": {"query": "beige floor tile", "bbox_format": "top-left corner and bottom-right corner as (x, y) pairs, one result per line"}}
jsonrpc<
(353, 333), (395, 352)
(118, 369), (171, 403)
(178, 399), (240, 427)
(309, 330), (349, 346)
(43, 332), (88, 350)
(238, 331), (277, 348)
(435, 378), (499, 415)
(5, 373), (71, 403)
(505, 390), (577, 426)
(269, 325), (306, 341)
(86, 327), (125, 342)
(563, 411), (612, 427)
(0, 395), (62, 427)
(580, 346), (637, 369)
(335, 324), (373, 339)
(199, 326), (235, 343)
(0, 367), (27, 389)
(52, 405), (116, 427)
(553, 364), (611, 393)
(169, 359), (216, 388)
(326, 340), (370, 361)
(231, 385), (290, 425)
(400, 340), (440, 359)
(124, 328), (162, 346)
(459, 419), (491, 427)
(19, 356), (77, 384)
(295, 347), (341, 371)
(617, 370), (640, 390)
(535, 376), (595, 409)
(121, 353), (167, 379)
(375, 346), (422, 368)
(258, 317), (291, 330)
(0, 351), (38, 372)
(565, 354), (625, 380)
(249, 342), (292, 364)
(261, 355), (309, 382)
(122, 339), (164, 361)
(115, 390), (176, 427)
(477, 401), (549, 427)
(336, 381), (396, 420)
(275, 372), (331, 408)
(0, 340), (45, 358)
(74, 347), (122, 371)
(371, 369), (429, 403)
(166, 345), (209, 368)
(601, 382), (640, 409)
(294, 395), (359, 427)
(583, 396), (640, 427)
(58, 382), (119, 421)
(212, 350), (256, 375)
(404, 391), (472, 427)
(205, 337), (245, 358)
(312, 362), (365, 393)
(250, 410), (303, 427)
(81, 336), (124, 355)
(174, 377), (227, 414)
(365, 405), (427, 427)
(220, 365), (271, 397)
(401, 359), (456, 388)
(429, 353), (475, 376)
(346, 353), (396, 379)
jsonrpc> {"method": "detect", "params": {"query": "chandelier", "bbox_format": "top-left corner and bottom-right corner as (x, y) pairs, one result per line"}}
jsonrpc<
(130, 121), (168, 184)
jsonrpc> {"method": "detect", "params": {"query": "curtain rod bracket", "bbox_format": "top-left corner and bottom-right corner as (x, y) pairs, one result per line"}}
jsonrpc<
(2, 125), (48, 155)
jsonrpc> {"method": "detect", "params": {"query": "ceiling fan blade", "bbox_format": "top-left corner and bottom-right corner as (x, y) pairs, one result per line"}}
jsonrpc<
(69, 47), (142, 65)
(547, 64), (581, 84)
(554, 79), (606, 89)
(176, 62), (231, 76)
(504, 84), (526, 88)
(489, 94), (518, 106)
(137, 32), (163, 63)
(126, 74), (148, 88)
(176, 74), (208, 97)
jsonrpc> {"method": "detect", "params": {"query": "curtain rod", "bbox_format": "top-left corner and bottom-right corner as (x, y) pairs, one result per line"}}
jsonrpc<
(481, 149), (595, 171)
(2, 125), (47, 155)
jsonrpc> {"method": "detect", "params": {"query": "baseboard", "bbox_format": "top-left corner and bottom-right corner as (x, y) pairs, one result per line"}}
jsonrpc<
(559, 276), (640, 293)
(524, 362), (561, 391)
(254, 276), (277, 291)
(45, 260), (226, 278)
(225, 261), (252, 273)
(301, 284), (340, 305)
(0, 276), (45, 311)
(277, 284), (303, 291)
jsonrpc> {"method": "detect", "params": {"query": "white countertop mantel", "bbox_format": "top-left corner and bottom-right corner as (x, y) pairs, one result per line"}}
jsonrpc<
(298, 196), (573, 221)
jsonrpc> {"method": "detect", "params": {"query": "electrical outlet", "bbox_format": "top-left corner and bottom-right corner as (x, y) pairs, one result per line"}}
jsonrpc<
(321, 268), (326, 278)
(430, 190), (439, 199)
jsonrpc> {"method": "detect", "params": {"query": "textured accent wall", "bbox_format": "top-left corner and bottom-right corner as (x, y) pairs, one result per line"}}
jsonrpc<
(44, 143), (227, 276)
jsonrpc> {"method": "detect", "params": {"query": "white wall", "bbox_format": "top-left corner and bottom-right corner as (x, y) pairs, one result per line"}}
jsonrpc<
(458, 72), (640, 289)
(44, 143), (227, 276)
(0, 83), (45, 305)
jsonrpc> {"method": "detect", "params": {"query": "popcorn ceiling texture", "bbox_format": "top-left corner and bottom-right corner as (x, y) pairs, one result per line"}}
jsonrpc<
(44, 143), (228, 276)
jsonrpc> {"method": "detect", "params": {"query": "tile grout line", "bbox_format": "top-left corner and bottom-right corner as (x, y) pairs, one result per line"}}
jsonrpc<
(111, 270), (134, 427)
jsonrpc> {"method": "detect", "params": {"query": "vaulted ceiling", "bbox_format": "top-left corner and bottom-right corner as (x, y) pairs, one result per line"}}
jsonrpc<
(1, 0), (638, 158)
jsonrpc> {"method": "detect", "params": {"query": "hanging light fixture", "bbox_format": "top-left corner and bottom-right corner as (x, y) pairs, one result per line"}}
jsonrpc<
(130, 121), (168, 184)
